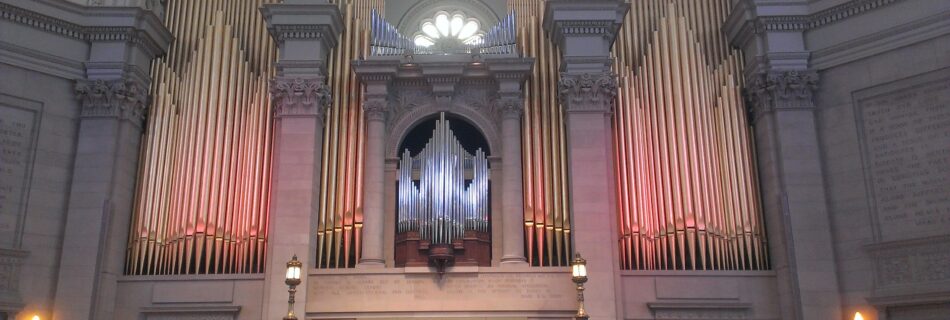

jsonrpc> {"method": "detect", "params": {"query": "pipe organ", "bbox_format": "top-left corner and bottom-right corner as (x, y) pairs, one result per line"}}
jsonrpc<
(610, 0), (769, 270)
(124, 0), (769, 274)
(396, 114), (491, 245)
(315, 0), (383, 269)
(509, 0), (573, 267)
(126, 0), (278, 275)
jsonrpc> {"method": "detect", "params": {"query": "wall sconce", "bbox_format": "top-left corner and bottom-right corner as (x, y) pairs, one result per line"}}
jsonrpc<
(284, 255), (303, 320)
(31, 315), (41, 320)
(571, 252), (588, 320)
(853, 311), (865, 320)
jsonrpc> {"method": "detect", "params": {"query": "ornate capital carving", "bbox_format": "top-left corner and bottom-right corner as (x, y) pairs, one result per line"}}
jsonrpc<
(557, 72), (617, 114)
(494, 93), (524, 119)
(363, 94), (388, 122)
(270, 77), (331, 118)
(75, 78), (149, 126)
(745, 70), (819, 121)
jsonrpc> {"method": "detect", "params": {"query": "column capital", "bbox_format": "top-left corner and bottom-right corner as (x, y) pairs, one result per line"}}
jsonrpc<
(745, 69), (819, 122)
(74, 77), (149, 127)
(494, 92), (524, 119)
(557, 72), (618, 114)
(363, 94), (389, 122)
(270, 77), (331, 119)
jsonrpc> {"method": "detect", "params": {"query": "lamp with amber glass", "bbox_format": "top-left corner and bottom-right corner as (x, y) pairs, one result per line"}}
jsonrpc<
(284, 255), (302, 320)
(571, 252), (588, 319)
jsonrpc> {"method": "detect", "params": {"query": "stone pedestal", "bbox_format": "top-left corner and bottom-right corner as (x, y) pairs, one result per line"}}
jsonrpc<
(261, 3), (342, 319)
(544, 1), (629, 319)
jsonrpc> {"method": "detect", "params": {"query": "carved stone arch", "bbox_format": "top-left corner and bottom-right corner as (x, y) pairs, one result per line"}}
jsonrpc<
(386, 100), (500, 159)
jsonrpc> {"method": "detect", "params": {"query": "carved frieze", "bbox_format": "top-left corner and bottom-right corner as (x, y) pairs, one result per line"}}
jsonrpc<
(870, 237), (950, 289)
(270, 77), (331, 119)
(75, 78), (149, 126)
(745, 70), (819, 120)
(557, 72), (618, 113)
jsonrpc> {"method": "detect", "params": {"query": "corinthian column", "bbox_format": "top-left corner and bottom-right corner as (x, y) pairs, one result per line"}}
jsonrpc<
(262, 2), (342, 318)
(52, 8), (170, 319)
(359, 94), (388, 267)
(497, 94), (528, 266)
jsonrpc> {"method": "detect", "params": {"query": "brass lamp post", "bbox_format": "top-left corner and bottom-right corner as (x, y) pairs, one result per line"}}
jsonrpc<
(284, 255), (302, 320)
(571, 252), (589, 319)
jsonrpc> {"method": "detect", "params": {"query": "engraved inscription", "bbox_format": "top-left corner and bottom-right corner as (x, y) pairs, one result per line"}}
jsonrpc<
(0, 105), (37, 247)
(858, 79), (950, 241)
(307, 272), (575, 313)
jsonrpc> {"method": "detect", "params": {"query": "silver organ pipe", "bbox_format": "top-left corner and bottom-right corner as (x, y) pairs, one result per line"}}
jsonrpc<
(397, 113), (490, 244)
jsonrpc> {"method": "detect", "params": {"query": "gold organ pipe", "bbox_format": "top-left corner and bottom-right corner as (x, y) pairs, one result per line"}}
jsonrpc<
(611, 0), (768, 270)
(127, 0), (277, 275)
(315, 0), (378, 269)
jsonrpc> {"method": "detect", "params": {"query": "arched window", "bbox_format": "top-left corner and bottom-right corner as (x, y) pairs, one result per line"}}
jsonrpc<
(413, 11), (483, 47)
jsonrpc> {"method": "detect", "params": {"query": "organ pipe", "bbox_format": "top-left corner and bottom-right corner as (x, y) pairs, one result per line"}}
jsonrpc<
(509, 0), (572, 267)
(316, 0), (382, 268)
(126, 0), (277, 275)
(610, 0), (769, 270)
(397, 114), (490, 243)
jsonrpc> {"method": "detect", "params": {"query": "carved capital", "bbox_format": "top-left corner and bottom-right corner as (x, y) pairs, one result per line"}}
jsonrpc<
(270, 77), (331, 119)
(75, 78), (149, 126)
(363, 94), (388, 122)
(494, 93), (524, 119)
(557, 72), (617, 114)
(745, 70), (819, 121)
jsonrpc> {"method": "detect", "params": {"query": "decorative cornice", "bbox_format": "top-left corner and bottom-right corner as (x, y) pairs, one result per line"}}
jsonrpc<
(745, 70), (819, 121)
(0, 2), (171, 58)
(734, 0), (902, 35)
(268, 24), (337, 49)
(75, 77), (149, 126)
(269, 77), (331, 119)
(542, 1), (629, 48)
(557, 72), (618, 114)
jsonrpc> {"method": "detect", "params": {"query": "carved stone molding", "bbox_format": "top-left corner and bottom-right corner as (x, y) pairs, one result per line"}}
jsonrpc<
(557, 72), (618, 114)
(75, 77), (149, 126)
(270, 77), (331, 119)
(363, 94), (389, 122)
(542, 1), (628, 47)
(0, 248), (28, 312)
(0, 1), (171, 58)
(745, 70), (819, 121)
(268, 24), (336, 49)
(868, 236), (950, 290)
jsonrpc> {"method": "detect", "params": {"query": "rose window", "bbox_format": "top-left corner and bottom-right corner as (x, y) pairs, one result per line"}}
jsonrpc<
(413, 11), (483, 47)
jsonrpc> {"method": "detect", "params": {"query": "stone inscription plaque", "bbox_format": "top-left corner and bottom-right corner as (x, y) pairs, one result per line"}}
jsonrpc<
(856, 71), (950, 242)
(0, 104), (37, 247)
(307, 271), (575, 313)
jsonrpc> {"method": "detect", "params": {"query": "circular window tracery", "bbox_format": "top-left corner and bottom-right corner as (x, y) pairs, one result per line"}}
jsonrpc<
(413, 11), (483, 47)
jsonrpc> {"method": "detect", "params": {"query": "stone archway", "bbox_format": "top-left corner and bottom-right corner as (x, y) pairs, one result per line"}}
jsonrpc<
(353, 55), (532, 267)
